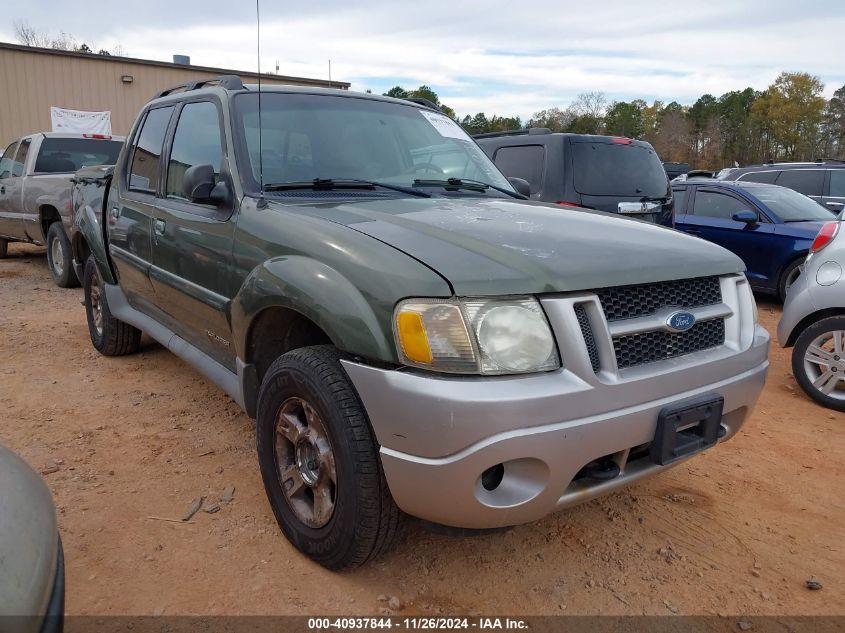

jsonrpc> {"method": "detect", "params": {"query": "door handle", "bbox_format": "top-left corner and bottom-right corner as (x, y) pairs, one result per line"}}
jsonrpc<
(154, 219), (166, 235)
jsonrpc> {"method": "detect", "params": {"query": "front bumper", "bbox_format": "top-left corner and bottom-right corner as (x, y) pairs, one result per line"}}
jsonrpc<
(343, 323), (769, 529)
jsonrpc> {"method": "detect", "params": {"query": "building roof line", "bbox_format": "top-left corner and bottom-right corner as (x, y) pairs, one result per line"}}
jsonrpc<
(0, 40), (350, 89)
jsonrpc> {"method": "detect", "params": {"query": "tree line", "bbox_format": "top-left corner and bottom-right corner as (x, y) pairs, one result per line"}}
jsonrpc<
(386, 73), (845, 169)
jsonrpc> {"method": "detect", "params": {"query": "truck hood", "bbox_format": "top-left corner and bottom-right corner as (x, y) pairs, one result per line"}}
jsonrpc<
(278, 196), (745, 296)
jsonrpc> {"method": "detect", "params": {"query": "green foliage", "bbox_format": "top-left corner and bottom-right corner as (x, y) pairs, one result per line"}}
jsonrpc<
(604, 101), (645, 138)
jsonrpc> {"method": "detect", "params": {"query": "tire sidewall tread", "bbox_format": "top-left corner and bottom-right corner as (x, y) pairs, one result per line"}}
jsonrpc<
(791, 315), (845, 412)
(256, 345), (399, 570)
(83, 255), (141, 357)
(46, 223), (79, 288)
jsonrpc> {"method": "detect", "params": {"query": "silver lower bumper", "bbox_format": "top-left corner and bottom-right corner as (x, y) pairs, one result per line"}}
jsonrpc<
(342, 326), (769, 529)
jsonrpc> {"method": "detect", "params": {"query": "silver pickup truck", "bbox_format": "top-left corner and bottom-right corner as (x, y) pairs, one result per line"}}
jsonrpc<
(0, 132), (123, 286)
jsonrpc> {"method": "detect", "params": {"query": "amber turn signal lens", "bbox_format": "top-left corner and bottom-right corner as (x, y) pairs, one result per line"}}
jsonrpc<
(397, 311), (433, 363)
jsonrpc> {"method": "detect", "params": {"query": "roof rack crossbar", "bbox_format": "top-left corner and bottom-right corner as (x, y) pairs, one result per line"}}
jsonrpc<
(474, 129), (528, 139)
(154, 74), (245, 99)
(473, 127), (551, 139)
(403, 97), (441, 112)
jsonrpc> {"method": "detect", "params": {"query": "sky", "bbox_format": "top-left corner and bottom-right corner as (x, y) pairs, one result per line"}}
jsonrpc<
(4, 0), (845, 121)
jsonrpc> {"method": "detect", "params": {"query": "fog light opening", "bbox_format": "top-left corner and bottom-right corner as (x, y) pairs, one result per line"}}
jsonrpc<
(481, 463), (505, 491)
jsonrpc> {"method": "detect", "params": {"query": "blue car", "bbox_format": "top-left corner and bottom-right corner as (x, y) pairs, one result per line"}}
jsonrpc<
(672, 180), (833, 300)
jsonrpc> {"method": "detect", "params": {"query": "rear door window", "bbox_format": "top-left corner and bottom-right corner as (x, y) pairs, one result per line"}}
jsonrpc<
(571, 141), (667, 197)
(492, 145), (545, 195)
(12, 139), (31, 176)
(691, 190), (749, 220)
(829, 170), (845, 198)
(738, 170), (778, 184)
(775, 169), (824, 197)
(34, 137), (123, 173)
(128, 106), (174, 193)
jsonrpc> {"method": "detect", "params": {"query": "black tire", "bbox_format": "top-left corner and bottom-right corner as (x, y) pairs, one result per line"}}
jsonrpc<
(791, 315), (845, 412)
(778, 258), (803, 302)
(83, 255), (141, 356)
(0, 238), (7, 258)
(46, 223), (80, 288)
(256, 345), (400, 569)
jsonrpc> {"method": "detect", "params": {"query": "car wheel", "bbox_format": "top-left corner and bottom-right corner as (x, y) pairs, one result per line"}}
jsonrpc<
(83, 255), (141, 356)
(778, 259), (803, 302)
(256, 345), (400, 569)
(46, 223), (80, 288)
(0, 238), (8, 258)
(792, 316), (845, 412)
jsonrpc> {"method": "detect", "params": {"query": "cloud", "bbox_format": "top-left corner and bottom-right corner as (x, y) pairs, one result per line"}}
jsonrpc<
(3, 0), (845, 118)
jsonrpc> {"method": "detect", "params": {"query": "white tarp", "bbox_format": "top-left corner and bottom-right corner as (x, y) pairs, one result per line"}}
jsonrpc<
(50, 107), (112, 134)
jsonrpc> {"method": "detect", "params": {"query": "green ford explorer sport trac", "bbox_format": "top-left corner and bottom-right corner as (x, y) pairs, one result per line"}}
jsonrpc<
(71, 75), (769, 570)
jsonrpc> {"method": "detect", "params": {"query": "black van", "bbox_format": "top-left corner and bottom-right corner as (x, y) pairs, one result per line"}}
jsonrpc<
(475, 129), (673, 226)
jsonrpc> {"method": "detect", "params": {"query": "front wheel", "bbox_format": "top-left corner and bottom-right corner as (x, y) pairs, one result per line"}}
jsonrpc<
(256, 345), (399, 569)
(83, 255), (141, 356)
(792, 316), (845, 412)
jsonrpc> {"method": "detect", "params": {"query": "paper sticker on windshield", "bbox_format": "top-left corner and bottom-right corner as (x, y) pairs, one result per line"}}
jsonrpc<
(419, 109), (469, 140)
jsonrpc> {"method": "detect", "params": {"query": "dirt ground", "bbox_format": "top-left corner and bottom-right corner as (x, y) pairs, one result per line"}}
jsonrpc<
(0, 242), (842, 617)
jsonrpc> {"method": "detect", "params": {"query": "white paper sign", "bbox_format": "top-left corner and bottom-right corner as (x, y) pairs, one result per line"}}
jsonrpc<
(419, 109), (469, 140)
(50, 107), (112, 134)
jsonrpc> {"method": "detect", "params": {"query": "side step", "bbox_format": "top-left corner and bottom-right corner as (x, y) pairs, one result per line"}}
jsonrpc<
(104, 283), (246, 411)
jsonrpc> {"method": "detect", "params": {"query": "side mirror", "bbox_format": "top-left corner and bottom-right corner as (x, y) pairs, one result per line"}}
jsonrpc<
(182, 164), (227, 205)
(508, 177), (531, 198)
(732, 210), (758, 224)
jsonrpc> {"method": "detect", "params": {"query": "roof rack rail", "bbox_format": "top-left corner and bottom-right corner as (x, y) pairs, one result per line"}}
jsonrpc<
(403, 97), (441, 112)
(815, 158), (845, 164)
(153, 75), (245, 99)
(473, 127), (550, 139)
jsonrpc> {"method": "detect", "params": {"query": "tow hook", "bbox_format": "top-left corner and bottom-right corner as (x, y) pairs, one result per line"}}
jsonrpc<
(578, 459), (621, 481)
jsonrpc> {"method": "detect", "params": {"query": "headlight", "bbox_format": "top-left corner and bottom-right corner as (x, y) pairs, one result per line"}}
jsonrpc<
(394, 297), (560, 375)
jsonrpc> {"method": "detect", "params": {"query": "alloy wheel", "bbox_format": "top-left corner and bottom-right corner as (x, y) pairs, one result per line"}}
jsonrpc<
(803, 330), (845, 401)
(274, 396), (337, 528)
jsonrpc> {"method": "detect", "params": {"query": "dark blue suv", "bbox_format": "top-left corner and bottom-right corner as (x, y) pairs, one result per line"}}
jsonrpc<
(672, 180), (833, 300)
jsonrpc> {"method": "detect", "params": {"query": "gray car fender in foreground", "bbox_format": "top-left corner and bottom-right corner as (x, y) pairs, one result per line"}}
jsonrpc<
(0, 445), (62, 633)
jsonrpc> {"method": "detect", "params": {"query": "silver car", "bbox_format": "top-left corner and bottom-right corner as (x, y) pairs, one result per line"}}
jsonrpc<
(0, 444), (64, 633)
(0, 132), (123, 286)
(778, 220), (845, 411)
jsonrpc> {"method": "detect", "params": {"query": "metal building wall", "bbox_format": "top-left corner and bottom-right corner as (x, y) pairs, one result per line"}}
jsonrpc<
(0, 43), (348, 144)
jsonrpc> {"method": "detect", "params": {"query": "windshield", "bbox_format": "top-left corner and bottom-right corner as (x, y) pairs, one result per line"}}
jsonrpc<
(231, 93), (512, 194)
(739, 183), (832, 222)
(35, 138), (123, 173)
(571, 141), (669, 198)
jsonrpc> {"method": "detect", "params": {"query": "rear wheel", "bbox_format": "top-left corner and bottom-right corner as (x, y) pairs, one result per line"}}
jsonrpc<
(792, 316), (845, 412)
(0, 238), (8, 258)
(83, 255), (141, 356)
(256, 345), (399, 569)
(46, 223), (79, 288)
(778, 259), (803, 302)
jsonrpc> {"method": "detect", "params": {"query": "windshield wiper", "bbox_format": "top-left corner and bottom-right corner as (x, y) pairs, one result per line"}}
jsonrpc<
(263, 178), (430, 198)
(412, 177), (526, 200)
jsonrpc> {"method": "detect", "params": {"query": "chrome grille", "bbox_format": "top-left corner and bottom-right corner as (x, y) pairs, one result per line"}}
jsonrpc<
(596, 276), (722, 322)
(613, 319), (725, 369)
(574, 304), (601, 373)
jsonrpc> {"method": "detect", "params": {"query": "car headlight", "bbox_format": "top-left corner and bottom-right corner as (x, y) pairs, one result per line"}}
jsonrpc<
(394, 297), (560, 375)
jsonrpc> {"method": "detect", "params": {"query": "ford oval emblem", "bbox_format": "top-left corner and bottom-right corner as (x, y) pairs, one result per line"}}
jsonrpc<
(666, 311), (696, 333)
